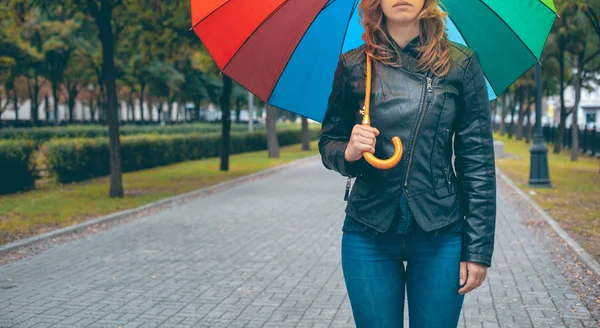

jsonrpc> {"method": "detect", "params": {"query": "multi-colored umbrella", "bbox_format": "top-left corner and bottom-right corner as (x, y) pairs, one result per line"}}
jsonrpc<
(191, 0), (557, 123)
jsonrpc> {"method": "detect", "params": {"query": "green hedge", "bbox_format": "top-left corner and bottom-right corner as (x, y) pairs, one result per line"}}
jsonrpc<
(0, 140), (37, 194)
(0, 123), (255, 144)
(44, 127), (321, 184)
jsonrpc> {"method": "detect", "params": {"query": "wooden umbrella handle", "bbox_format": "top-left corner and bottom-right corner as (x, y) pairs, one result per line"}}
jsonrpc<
(361, 54), (403, 170)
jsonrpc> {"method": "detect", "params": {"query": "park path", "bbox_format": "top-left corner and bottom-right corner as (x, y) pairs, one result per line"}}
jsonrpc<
(0, 156), (597, 328)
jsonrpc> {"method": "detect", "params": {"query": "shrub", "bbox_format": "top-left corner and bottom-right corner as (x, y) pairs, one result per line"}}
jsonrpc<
(44, 127), (321, 183)
(0, 140), (37, 194)
(0, 123), (253, 144)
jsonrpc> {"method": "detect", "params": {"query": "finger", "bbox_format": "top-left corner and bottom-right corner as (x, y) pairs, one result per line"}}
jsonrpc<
(356, 125), (378, 135)
(459, 262), (467, 286)
(458, 277), (477, 295)
(353, 136), (375, 147)
(373, 128), (380, 136)
(354, 128), (378, 140)
(356, 144), (375, 154)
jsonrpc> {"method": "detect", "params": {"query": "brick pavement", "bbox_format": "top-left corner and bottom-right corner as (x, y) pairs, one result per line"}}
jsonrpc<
(0, 157), (597, 327)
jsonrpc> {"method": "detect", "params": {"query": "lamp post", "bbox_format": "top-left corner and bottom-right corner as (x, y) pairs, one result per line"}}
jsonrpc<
(528, 63), (552, 188)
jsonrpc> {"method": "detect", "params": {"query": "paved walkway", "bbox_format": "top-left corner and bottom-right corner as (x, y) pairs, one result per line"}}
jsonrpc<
(0, 157), (597, 328)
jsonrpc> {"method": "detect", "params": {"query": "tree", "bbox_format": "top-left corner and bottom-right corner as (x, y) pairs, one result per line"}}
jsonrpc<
(301, 116), (311, 151)
(1, 0), (43, 124)
(231, 83), (247, 124)
(63, 47), (95, 122)
(266, 105), (279, 158)
(83, 0), (124, 196)
(568, 22), (599, 161)
(146, 60), (184, 122)
(552, 1), (577, 154)
(549, 0), (600, 155)
(220, 75), (232, 171)
(40, 6), (84, 124)
(42, 0), (128, 195)
(179, 58), (208, 122)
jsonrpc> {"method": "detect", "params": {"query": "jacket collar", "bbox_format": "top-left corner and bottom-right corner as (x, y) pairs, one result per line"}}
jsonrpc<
(383, 25), (423, 73)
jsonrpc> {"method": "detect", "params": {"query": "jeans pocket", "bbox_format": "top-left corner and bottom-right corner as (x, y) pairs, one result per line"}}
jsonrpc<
(342, 215), (370, 233)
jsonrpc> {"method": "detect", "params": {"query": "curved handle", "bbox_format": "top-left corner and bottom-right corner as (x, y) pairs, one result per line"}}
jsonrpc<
(363, 135), (403, 170)
(361, 54), (403, 169)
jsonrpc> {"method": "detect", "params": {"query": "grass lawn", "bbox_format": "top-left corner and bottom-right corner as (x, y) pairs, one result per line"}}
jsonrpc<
(494, 133), (600, 263)
(0, 140), (320, 245)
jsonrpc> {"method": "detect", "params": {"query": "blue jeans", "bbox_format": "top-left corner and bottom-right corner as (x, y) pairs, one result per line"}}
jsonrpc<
(341, 223), (465, 328)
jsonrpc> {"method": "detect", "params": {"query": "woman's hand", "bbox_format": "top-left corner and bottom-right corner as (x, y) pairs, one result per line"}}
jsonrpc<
(458, 261), (487, 294)
(344, 125), (380, 162)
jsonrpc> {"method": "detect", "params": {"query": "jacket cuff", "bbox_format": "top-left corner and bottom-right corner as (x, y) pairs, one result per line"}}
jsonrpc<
(343, 157), (367, 177)
(460, 251), (492, 268)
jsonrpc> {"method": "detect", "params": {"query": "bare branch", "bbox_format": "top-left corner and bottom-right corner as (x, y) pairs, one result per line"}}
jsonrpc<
(583, 49), (600, 66)
(582, 6), (599, 38)
(585, 65), (600, 74)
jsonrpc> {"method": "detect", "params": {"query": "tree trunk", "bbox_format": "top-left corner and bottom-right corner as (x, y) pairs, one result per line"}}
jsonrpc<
(96, 0), (123, 197)
(127, 89), (134, 121)
(301, 116), (310, 151)
(12, 88), (19, 122)
(508, 93), (517, 139)
(30, 84), (39, 125)
(220, 75), (233, 171)
(516, 88), (526, 140)
(45, 95), (51, 122)
(499, 93), (506, 136)
(184, 99), (189, 122)
(52, 81), (59, 125)
(27, 74), (41, 125)
(97, 94), (103, 122)
(571, 53), (584, 162)
(235, 101), (242, 124)
(194, 100), (201, 122)
(97, 79), (106, 123)
(88, 95), (94, 122)
(139, 83), (145, 121)
(0, 95), (9, 120)
(158, 101), (165, 122)
(525, 103), (532, 144)
(555, 46), (567, 154)
(68, 84), (77, 123)
(266, 105), (280, 158)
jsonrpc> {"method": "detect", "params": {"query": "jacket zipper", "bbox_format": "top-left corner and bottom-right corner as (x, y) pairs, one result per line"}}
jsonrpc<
(404, 76), (434, 189)
(443, 167), (452, 194)
(344, 176), (352, 201)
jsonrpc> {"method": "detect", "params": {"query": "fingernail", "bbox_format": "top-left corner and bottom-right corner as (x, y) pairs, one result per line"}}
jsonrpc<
(460, 279), (464, 285)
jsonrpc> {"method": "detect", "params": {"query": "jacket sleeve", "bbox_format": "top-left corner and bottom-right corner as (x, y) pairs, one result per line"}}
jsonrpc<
(318, 55), (367, 178)
(454, 52), (497, 268)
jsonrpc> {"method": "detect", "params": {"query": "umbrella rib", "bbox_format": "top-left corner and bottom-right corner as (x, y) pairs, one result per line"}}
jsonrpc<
(446, 14), (500, 97)
(190, 0), (231, 30)
(478, 0), (551, 63)
(267, 0), (358, 102)
(221, 0), (294, 73)
(337, 0), (361, 60)
(321, 0), (337, 11)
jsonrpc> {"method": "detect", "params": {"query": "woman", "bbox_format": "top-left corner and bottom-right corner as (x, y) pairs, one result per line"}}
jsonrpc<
(318, 0), (497, 327)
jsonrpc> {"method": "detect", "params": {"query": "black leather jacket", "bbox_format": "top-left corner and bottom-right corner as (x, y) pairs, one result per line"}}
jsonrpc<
(318, 39), (497, 267)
